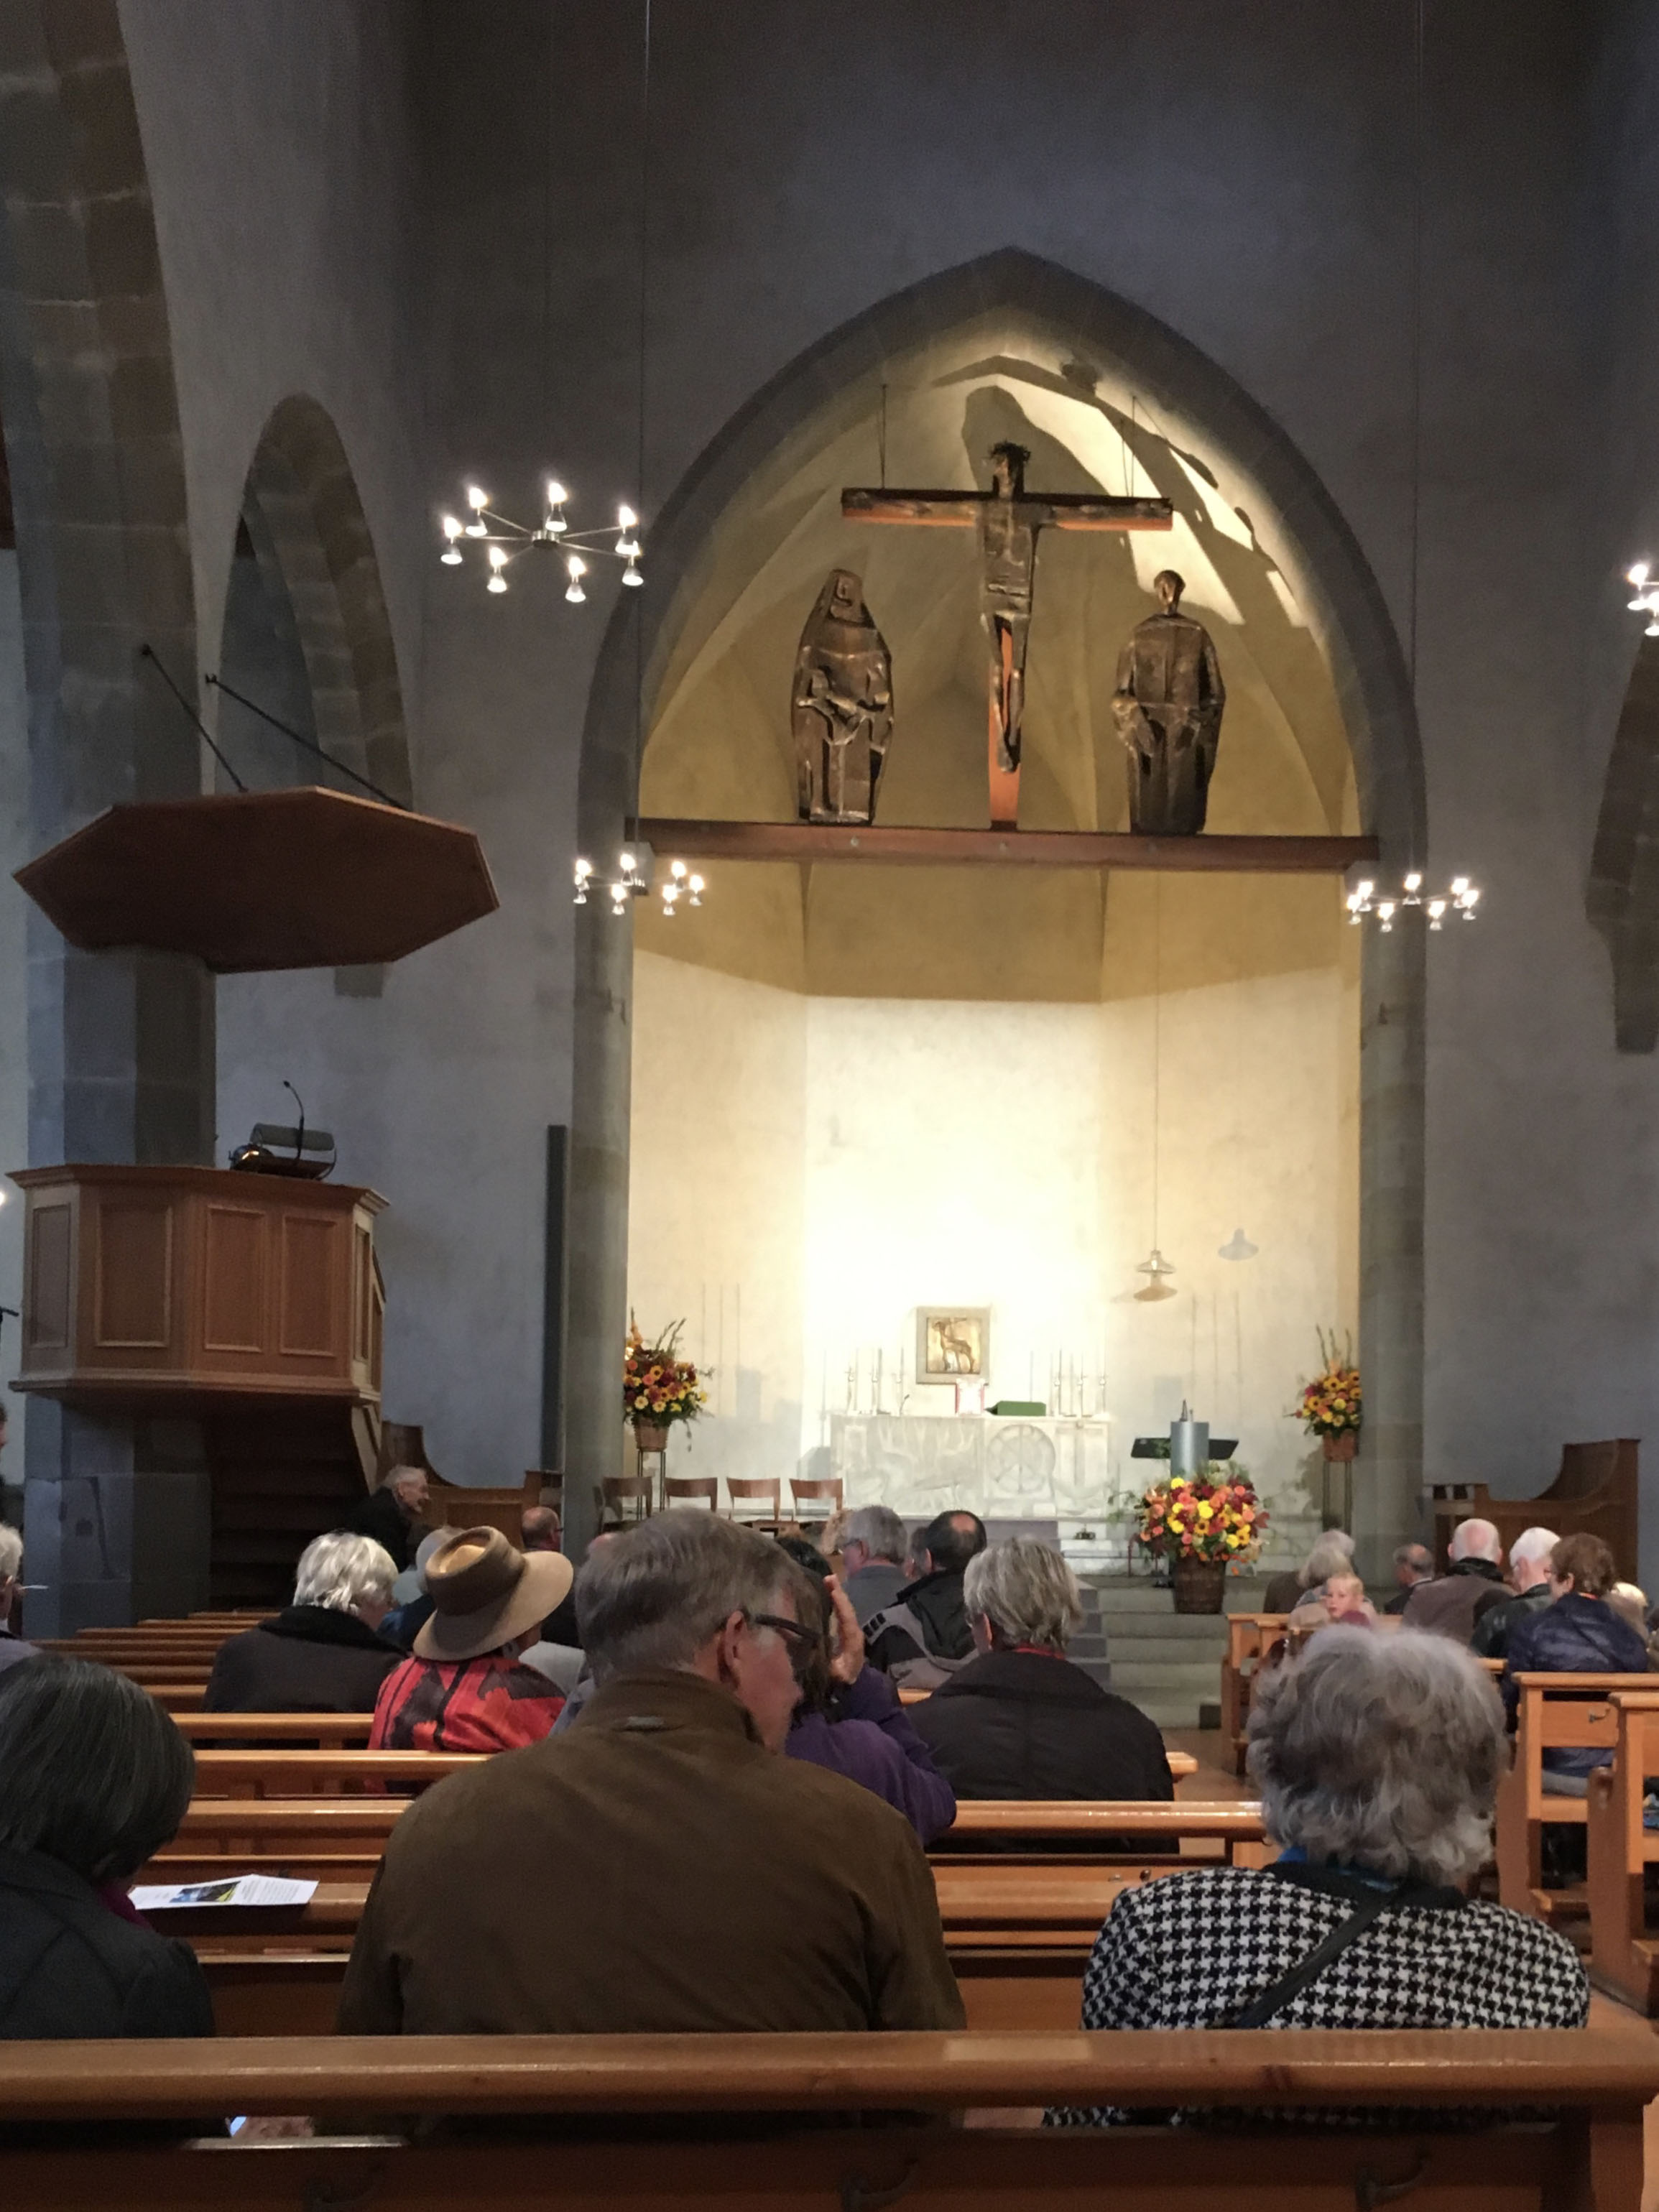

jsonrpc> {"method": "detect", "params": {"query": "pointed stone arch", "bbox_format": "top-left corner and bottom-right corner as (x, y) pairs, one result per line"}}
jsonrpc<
(229, 394), (412, 807)
(566, 248), (1427, 1573)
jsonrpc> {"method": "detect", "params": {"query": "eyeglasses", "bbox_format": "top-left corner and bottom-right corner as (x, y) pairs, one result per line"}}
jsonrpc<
(749, 1611), (822, 1677)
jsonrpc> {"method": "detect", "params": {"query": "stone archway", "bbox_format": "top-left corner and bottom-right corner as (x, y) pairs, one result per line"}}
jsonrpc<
(0, 0), (213, 1628)
(228, 395), (412, 807)
(568, 248), (1427, 1574)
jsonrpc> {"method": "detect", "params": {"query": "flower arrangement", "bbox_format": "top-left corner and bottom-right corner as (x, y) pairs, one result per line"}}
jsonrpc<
(1135, 1464), (1267, 1564)
(623, 1316), (708, 1433)
(1294, 1328), (1362, 1440)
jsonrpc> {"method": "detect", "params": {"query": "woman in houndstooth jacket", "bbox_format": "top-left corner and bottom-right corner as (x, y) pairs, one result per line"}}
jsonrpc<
(1050, 1626), (1587, 2129)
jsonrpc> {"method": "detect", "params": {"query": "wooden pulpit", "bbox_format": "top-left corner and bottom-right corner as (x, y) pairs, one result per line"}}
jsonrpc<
(10, 1164), (385, 1408)
(1429, 1439), (1640, 1581)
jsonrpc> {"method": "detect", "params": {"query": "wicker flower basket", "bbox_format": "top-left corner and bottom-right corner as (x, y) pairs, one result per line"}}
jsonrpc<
(1170, 1555), (1229, 1614)
(1321, 1431), (1359, 1463)
(632, 1420), (671, 1455)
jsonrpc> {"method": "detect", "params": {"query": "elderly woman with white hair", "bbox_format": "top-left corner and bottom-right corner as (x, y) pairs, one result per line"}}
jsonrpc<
(912, 1535), (1172, 1802)
(202, 1530), (404, 1714)
(1049, 1629), (1587, 2127)
(0, 1521), (39, 1675)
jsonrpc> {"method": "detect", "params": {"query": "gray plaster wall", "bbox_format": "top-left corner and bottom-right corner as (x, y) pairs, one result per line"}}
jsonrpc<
(79, 1), (1659, 1560)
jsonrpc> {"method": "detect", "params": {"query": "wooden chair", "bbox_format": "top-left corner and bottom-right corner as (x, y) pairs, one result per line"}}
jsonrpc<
(726, 1476), (783, 1530)
(2, 2028), (1653, 2208)
(664, 1475), (719, 1510)
(1495, 1672), (1655, 1920)
(790, 1475), (844, 1525)
(1588, 1690), (1659, 2012)
(596, 1473), (654, 1529)
(1219, 1613), (1288, 1775)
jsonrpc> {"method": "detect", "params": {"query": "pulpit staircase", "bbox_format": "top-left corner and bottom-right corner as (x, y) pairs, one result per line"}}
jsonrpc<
(1081, 1573), (1272, 1730)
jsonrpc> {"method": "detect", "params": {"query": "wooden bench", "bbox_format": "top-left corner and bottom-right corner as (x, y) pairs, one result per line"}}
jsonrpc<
(1220, 1611), (1288, 1774)
(1589, 1690), (1659, 2013)
(0, 2030), (1652, 2209)
(1496, 1672), (1655, 1920)
(174, 1713), (377, 1746)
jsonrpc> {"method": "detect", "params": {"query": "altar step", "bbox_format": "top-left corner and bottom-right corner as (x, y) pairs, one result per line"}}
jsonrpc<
(1081, 1575), (1272, 1730)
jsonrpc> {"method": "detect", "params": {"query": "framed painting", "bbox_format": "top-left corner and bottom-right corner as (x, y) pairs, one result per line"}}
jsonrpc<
(916, 1308), (990, 1382)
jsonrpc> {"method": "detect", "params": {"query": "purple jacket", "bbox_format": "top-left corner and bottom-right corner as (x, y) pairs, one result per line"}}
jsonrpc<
(786, 1665), (957, 1843)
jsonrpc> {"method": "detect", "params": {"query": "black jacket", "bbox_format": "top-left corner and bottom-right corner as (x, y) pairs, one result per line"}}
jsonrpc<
(1470, 1581), (1551, 1658)
(865, 1568), (972, 1675)
(910, 1649), (1174, 1803)
(344, 1486), (418, 1572)
(202, 1606), (404, 1714)
(0, 1847), (215, 2040)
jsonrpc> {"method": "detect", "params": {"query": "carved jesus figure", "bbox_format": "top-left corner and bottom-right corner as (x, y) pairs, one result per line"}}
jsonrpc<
(1112, 570), (1226, 835)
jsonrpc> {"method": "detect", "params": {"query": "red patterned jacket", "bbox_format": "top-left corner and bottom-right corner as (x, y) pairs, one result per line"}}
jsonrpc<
(370, 1651), (565, 1752)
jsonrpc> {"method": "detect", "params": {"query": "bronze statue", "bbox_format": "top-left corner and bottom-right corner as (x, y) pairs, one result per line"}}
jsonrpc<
(792, 570), (893, 824)
(1112, 570), (1226, 835)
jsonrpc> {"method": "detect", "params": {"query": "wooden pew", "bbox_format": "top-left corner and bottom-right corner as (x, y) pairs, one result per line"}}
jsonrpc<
(188, 1749), (481, 1797)
(0, 2029), (1653, 2211)
(1495, 1673), (1655, 1920)
(1220, 1611), (1288, 1774)
(174, 1713), (376, 1746)
(1588, 1690), (1659, 2013)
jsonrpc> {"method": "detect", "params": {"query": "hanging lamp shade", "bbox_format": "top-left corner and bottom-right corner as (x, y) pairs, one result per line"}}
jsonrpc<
(1133, 1247), (1178, 1303)
(1218, 1227), (1259, 1262)
(15, 787), (499, 973)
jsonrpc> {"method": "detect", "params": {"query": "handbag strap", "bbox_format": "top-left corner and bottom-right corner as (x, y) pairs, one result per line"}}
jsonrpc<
(1215, 1881), (1402, 2030)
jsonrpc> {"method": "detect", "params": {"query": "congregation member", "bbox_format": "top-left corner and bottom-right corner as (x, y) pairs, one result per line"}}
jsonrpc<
(0, 1659), (213, 2040)
(0, 1522), (38, 1675)
(379, 1530), (446, 1650)
(1048, 1629), (1588, 2127)
(520, 1505), (561, 1551)
(838, 1504), (911, 1624)
(913, 1535), (1172, 1803)
(338, 1510), (963, 2034)
(346, 1465), (430, 1574)
(1470, 1525), (1560, 1658)
(1502, 1533), (1652, 1793)
(1381, 1542), (1436, 1616)
(1288, 1568), (1377, 1632)
(203, 1531), (403, 1713)
(778, 1541), (956, 1842)
(864, 1509), (986, 1684)
(1260, 1530), (1354, 1616)
(370, 1526), (571, 1751)
(1402, 1517), (1508, 1641)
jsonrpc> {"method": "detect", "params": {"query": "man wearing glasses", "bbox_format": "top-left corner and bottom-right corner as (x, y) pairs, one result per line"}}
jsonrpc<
(338, 1510), (964, 2036)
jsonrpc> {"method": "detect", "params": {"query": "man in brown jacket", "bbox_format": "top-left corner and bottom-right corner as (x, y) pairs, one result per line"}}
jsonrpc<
(1402, 1517), (1509, 1643)
(337, 1510), (964, 2035)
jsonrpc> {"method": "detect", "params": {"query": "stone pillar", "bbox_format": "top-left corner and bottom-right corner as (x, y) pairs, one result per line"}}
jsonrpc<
(1351, 915), (1426, 1585)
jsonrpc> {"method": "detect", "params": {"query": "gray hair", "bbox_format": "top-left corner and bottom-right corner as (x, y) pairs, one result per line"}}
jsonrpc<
(576, 1509), (795, 1680)
(1247, 1626), (1503, 1885)
(1449, 1517), (1502, 1564)
(844, 1504), (907, 1565)
(0, 1522), (20, 1581)
(0, 1657), (193, 1882)
(1510, 1524), (1560, 1568)
(293, 1530), (397, 1614)
(1299, 1531), (1356, 1588)
(965, 1536), (1081, 1649)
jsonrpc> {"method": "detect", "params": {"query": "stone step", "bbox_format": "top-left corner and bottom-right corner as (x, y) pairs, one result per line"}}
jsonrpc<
(1109, 1660), (1219, 1695)
(1094, 1612), (1230, 1644)
(1128, 1693), (1213, 1729)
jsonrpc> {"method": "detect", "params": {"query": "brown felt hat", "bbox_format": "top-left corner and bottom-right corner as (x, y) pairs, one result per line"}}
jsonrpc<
(412, 1526), (573, 1664)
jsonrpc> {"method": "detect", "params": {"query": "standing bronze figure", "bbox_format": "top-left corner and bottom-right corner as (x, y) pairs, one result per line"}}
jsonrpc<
(1112, 570), (1226, 835)
(791, 570), (894, 825)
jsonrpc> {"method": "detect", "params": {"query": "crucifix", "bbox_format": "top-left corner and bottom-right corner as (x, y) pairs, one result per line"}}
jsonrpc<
(843, 442), (1173, 825)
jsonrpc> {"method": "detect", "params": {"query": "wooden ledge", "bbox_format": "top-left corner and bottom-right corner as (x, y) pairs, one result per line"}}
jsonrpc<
(637, 820), (1380, 874)
(0, 2030), (1652, 2121)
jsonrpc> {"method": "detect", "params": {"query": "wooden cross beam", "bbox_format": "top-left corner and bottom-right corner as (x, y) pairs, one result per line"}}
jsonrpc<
(843, 443), (1174, 825)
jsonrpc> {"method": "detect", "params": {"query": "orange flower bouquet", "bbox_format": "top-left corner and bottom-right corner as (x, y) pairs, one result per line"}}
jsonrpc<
(1135, 1465), (1267, 1565)
(623, 1316), (708, 1442)
(1294, 1328), (1362, 1441)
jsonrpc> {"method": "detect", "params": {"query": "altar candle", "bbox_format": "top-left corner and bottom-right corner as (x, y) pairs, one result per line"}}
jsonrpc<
(874, 1348), (883, 1416)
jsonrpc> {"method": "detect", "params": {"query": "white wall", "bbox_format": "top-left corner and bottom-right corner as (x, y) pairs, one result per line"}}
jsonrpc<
(631, 945), (1352, 1558)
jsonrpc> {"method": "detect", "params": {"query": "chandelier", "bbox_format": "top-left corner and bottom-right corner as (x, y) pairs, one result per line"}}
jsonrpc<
(1627, 562), (1659, 633)
(1344, 870), (1480, 933)
(573, 842), (705, 922)
(440, 483), (643, 598)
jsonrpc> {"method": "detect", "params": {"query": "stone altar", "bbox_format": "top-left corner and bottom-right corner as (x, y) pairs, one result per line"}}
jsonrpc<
(828, 1412), (1114, 1524)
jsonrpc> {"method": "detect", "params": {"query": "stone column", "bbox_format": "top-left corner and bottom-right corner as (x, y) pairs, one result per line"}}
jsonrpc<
(1351, 915), (1426, 1584)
